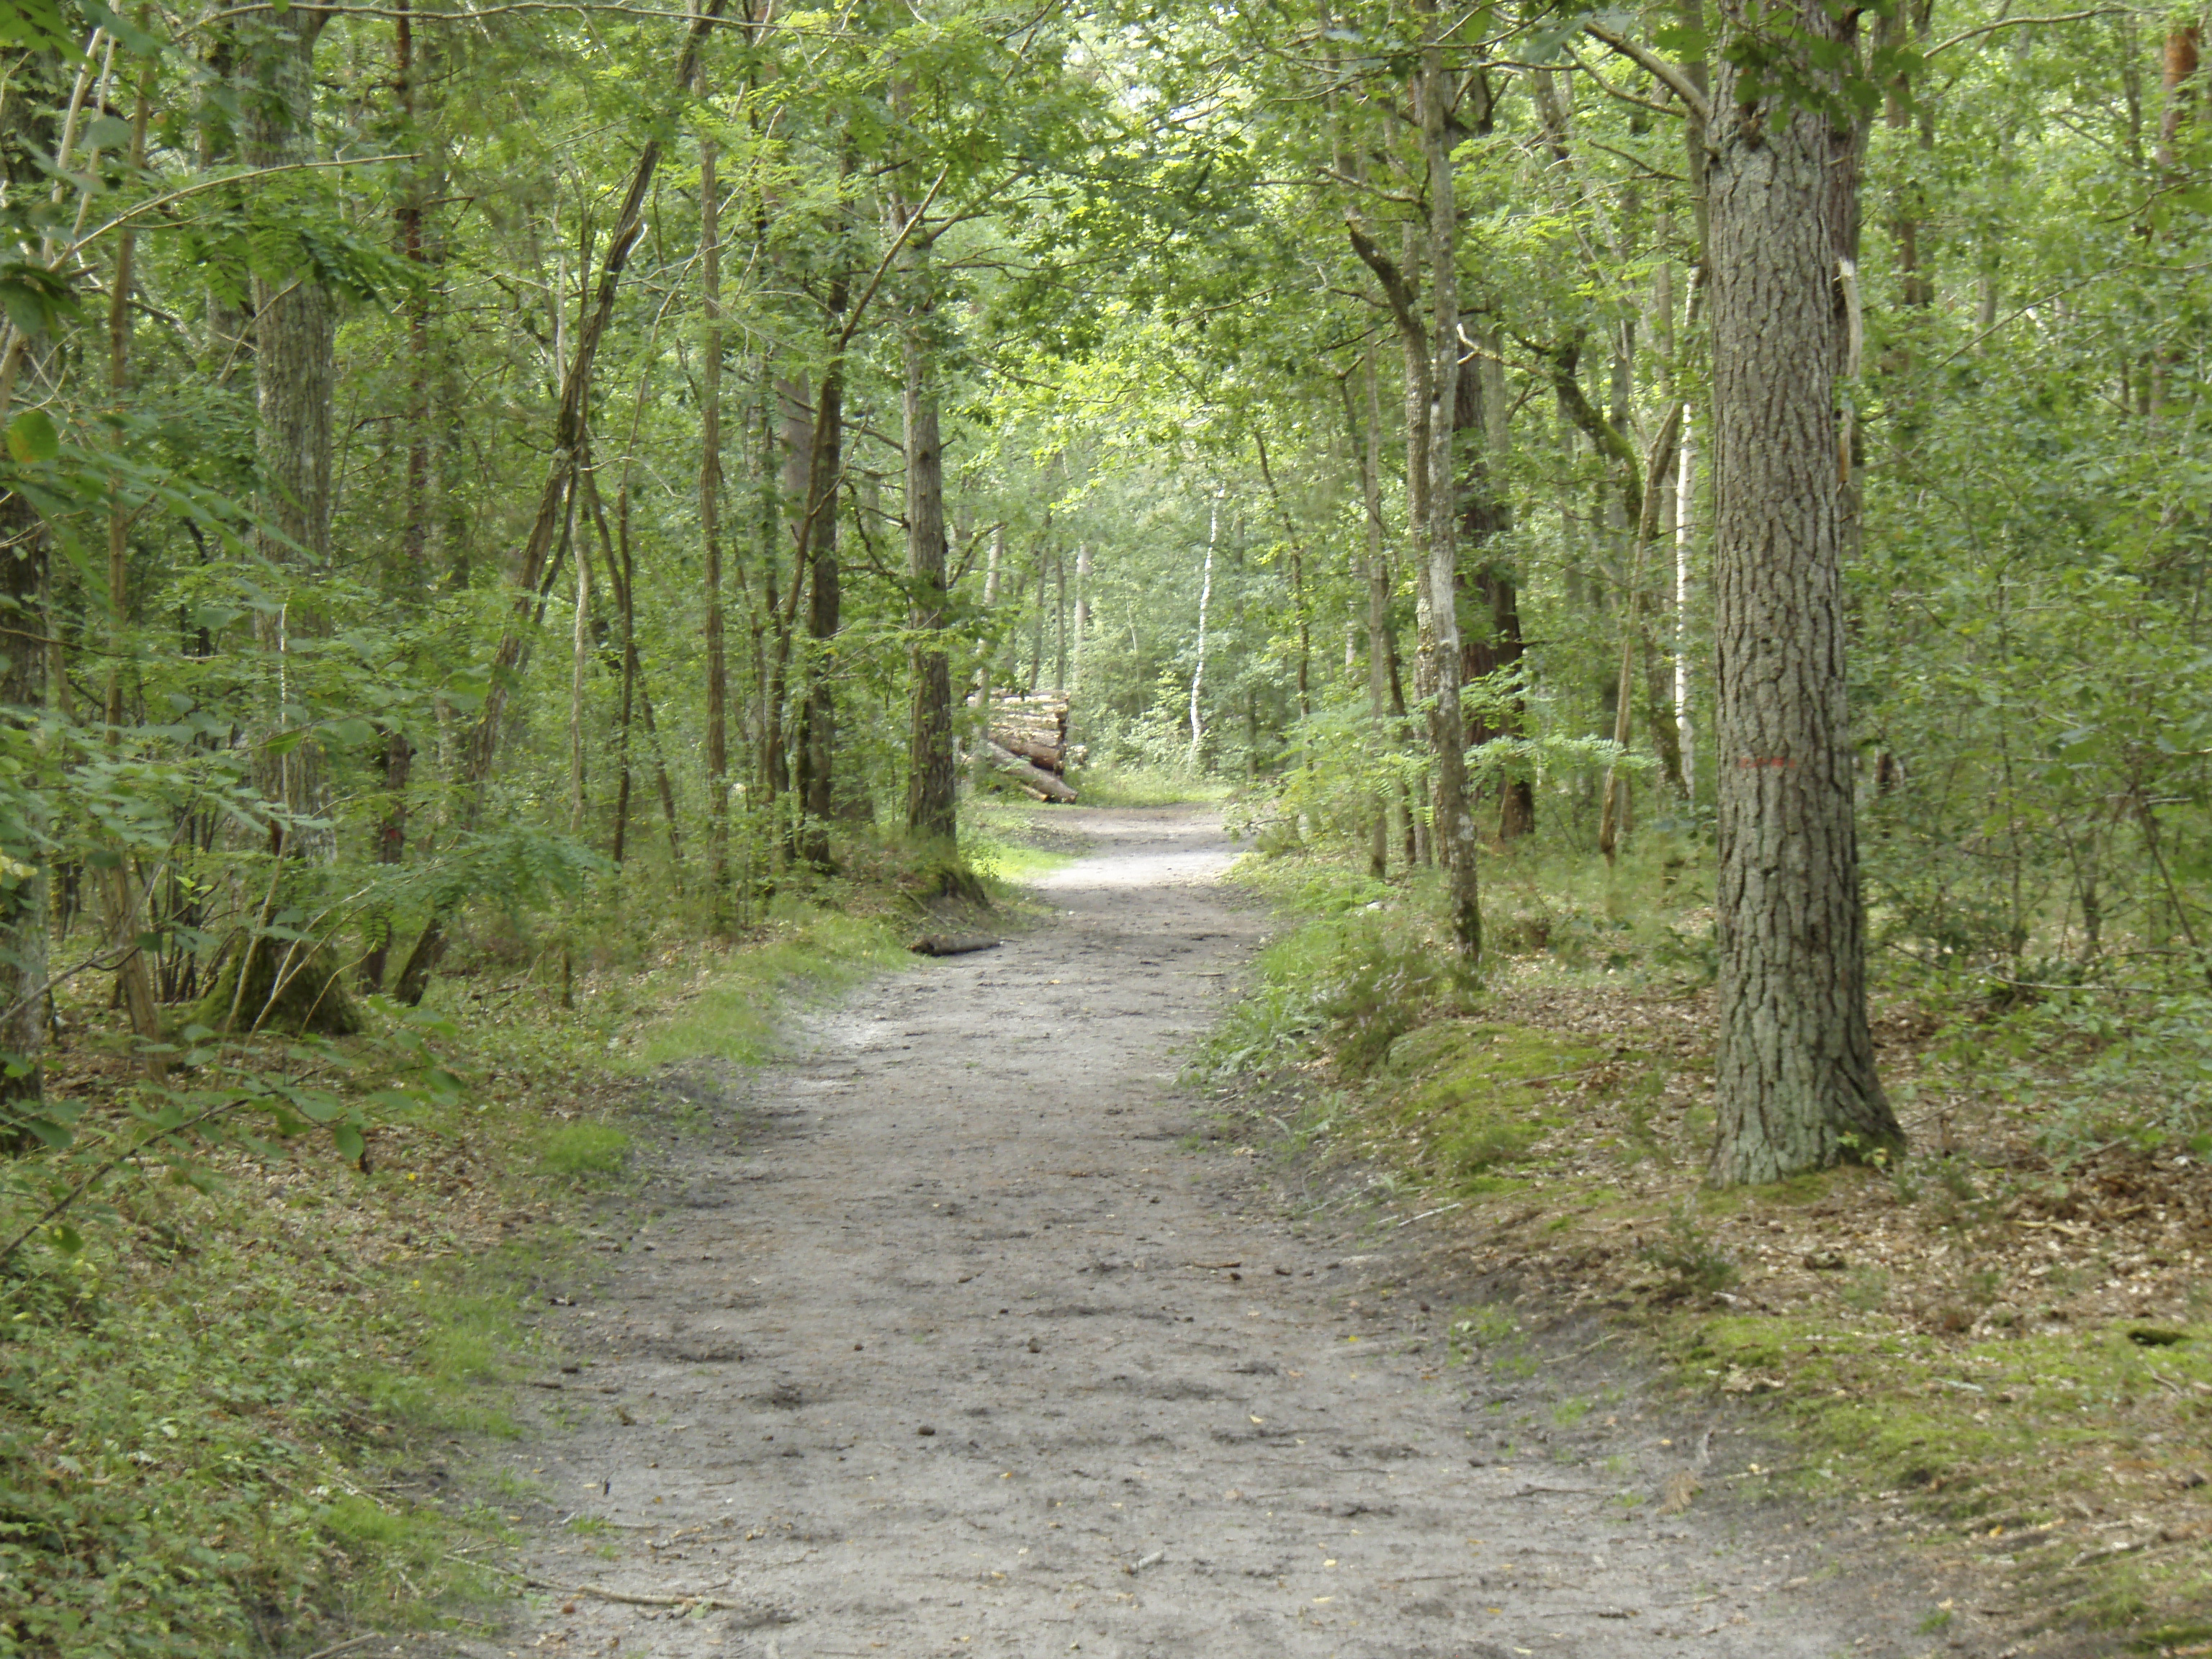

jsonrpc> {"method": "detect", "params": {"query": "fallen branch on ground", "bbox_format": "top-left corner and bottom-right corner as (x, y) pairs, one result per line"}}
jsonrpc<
(910, 933), (1001, 956)
(538, 1583), (754, 1611)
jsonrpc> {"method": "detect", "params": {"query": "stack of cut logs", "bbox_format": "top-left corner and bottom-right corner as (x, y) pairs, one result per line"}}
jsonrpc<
(983, 692), (1085, 803)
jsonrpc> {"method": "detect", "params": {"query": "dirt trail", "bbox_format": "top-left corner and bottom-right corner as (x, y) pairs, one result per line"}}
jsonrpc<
(486, 807), (1943, 1659)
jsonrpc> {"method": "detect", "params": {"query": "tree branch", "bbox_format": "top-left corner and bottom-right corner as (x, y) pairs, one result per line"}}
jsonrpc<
(1345, 221), (1423, 351)
(1581, 22), (1709, 125)
(1545, 336), (1642, 523)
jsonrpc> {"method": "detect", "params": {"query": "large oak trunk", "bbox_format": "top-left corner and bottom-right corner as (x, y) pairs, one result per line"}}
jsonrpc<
(1707, 1), (1902, 1181)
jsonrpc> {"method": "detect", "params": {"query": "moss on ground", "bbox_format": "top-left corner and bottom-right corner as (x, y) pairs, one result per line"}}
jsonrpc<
(1364, 1022), (1606, 1185)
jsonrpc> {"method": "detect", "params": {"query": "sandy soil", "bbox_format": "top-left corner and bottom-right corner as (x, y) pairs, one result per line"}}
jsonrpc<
(474, 807), (1962, 1659)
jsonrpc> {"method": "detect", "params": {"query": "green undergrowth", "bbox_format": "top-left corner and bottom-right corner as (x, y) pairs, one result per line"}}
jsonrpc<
(1370, 1022), (1606, 1187)
(1, 850), (950, 1654)
(0, 1102), (568, 1656)
(1065, 762), (1230, 808)
(1202, 842), (2212, 1649)
(1673, 1316), (2212, 1636)
(606, 905), (912, 1069)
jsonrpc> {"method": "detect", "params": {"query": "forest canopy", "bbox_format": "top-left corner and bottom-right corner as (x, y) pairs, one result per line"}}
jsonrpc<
(0, 0), (2207, 1183)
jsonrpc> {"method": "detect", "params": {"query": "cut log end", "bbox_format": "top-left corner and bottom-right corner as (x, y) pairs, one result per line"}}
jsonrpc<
(909, 933), (1002, 957)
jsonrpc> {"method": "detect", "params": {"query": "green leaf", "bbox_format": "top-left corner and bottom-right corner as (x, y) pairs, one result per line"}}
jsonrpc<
(0, 264), (78, 337)
(0, 0), (73, 53)
(292, 1092), (344, 1124)
(81, 114), (135, 152)
(333, 1123), (364, 1163)
(5, 408), (58, 464)
(77, 0), (163, 53)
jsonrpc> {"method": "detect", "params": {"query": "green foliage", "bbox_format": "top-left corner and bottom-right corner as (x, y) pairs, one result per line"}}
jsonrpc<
(1637, 1203), (1741, 1297)
(1195, 863), (1477, 1080)
(626, 904), (910, 1070)
(1316, 912), (1481, 1079)
(539, 1122), (629, 1177)
(0, 1192), (513, 1655)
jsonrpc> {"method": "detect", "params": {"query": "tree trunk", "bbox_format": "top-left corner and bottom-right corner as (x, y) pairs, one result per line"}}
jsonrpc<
(567, 513), (590, 832)
(1357, 349), (1390, 878)
(1674, 411), (1698, 799)
(758, 358), (800, 842)
(795, 301), (846, 867)
(902, 244), (956, 843)
(2159, 21), (2200, 171)
(233, 6), (361, 1035)
(101, 59), (161, 1059)
(246, 9), (336, 868)
(699, 130), (732, 922)
(969, 526), (1004, 791)
(585, 451), (683, 872)
(396, 0), (435, 577)
(1187, 489), (1219, 770)
(1071, 541), (1089, 694)
(359, 729), (412, 992)
(0, 490), (48, 1134)
(1707, 0), (1902, 1181)
(1416, 4), (1480, 960)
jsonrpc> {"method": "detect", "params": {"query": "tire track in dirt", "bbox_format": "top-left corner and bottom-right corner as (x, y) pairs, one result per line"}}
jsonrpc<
(480, 806), (1943, 1658)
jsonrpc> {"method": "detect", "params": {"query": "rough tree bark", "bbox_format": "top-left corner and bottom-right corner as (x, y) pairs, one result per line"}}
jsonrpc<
(1707, 0), (1903, 1181)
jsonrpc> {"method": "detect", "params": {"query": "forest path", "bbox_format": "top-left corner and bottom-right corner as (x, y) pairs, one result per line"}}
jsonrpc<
(482, 806), (1930, 1659)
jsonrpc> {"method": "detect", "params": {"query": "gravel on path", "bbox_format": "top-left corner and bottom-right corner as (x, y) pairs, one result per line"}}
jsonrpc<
(478, 806), (1950, 1659)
